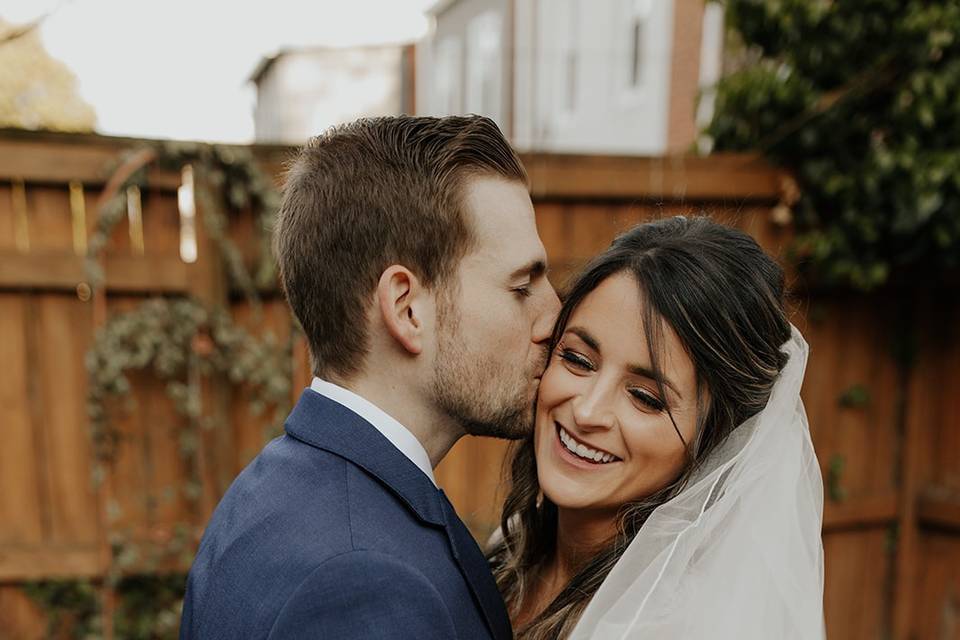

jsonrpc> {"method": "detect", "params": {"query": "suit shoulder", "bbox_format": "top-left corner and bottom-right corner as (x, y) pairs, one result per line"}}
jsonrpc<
(267, 549), (457, 639)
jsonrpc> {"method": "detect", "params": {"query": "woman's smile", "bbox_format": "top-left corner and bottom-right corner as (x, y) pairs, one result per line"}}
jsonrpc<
(553, 420), (621, 466)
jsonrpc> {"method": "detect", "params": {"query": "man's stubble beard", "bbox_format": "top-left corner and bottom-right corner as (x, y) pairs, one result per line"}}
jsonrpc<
(431, 299), (545, 441)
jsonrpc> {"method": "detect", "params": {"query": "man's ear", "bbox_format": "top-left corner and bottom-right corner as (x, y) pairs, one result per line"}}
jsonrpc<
(376, 265), (427, 355)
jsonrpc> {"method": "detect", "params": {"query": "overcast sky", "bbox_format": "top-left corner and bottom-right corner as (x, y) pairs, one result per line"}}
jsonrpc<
(1, 0), (436, 141)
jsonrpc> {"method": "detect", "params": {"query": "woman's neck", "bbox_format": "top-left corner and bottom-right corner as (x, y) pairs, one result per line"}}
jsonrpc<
(516, 506), (617, 628)
(552, 507), (618, 582)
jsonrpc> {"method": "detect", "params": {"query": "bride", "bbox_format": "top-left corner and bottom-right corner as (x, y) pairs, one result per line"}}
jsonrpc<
(488, 216), (825, 639)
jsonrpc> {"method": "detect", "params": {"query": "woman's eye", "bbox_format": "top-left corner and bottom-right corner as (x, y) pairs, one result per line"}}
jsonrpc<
(629, 388), (666, 412)
(558, 349), (594, 371)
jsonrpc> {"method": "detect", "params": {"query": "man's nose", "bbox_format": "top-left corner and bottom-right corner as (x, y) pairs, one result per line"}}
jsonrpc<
(532, 282), (561, 345)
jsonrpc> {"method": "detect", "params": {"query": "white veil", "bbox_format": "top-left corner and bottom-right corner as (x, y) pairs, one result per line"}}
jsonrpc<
(570, 326), (825, 639)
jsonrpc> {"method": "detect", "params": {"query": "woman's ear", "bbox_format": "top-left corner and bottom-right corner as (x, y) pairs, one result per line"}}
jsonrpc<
(376, 265), (425, 355)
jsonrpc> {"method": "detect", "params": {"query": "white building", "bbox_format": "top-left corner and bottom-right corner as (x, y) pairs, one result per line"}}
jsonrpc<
(418, 0), (725, 155)
(250, 44), (415, 144)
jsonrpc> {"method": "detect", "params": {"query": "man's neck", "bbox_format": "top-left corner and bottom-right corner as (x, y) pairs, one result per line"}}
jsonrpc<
(335, 375), (464, 468)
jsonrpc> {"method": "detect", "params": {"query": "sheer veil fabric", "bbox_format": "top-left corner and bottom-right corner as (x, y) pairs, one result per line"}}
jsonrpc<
(570, 326), (826, 639)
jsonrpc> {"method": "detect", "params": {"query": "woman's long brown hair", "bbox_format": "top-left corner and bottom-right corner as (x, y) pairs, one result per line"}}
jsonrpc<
(488, 216), (792, 639)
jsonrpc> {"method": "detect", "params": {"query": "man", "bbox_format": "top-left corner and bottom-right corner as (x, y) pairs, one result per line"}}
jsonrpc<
(180, 115), (559, 639)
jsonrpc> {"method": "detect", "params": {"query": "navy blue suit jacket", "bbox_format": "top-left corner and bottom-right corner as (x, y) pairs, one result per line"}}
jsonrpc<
(180, 390), (512, 639)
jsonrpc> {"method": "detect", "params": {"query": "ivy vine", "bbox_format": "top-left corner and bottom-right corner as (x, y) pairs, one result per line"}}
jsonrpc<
(24, 574), (186, 640)
(86, 297), (294, 482)
(85, 141), (281, 311)
(25, 142), (295, 638)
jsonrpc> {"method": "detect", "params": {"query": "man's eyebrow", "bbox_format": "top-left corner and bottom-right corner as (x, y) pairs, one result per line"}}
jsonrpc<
(508, 259), (547, 281)
(566, 326), (682, 399)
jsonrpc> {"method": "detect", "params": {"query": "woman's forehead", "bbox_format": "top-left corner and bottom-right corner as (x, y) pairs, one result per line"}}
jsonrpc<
(565, 274), (697, 389)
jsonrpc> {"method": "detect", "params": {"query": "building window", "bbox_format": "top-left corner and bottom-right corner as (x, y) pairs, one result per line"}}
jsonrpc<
(624, 0), (653, 93)
(466, 11), (503, 124)
(630, 16), (644, 88)
(563, 1), (578, 113)
(433, 36), (463, 116)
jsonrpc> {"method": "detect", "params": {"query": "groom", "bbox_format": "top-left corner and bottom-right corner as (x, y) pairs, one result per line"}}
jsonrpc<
(180, 115), (559, 639)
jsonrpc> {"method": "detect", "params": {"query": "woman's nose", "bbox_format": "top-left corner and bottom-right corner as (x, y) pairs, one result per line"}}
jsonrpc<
(571, 383), (616, 431)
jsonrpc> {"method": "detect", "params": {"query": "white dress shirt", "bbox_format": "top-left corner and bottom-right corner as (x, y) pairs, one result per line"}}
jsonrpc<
(309, 377), (436, 486)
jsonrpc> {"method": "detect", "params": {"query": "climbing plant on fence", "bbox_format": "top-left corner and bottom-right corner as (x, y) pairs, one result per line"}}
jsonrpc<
(25, 142), (295, 639)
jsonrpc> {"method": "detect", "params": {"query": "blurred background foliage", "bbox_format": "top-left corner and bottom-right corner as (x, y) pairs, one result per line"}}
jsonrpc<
(0, 19), (95, 131)
(707, 0), (960, 289)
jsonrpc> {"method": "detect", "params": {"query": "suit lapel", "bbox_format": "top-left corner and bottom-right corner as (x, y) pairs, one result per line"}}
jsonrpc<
(285, 389), (446, 525)
(439, 490), (513, 640)
(285, 390), (513, 639)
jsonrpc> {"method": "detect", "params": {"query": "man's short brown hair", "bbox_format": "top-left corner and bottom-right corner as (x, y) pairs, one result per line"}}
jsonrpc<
(274, 115), (528, 380)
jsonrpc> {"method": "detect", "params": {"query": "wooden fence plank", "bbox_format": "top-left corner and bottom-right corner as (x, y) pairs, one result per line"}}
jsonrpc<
(0, 548), (101, 581)
(913, 533), (960, 640)
(0, 138), (180, 188)
(523, 153), (783, 201)
(21, 187), (74, 253)
(230, 300), (294, 473)
(823, 494), (898, 532)
(823, 529), (892, 640)
(141, 190), (182, 257)
(34, 295), (99, 546)
(0, 253), (190, 293)
(918, 494), (960, 532)
(566, 203), (620, 261)
(0, 295), (46, 548)
(0, 584), (48, 639)
(188, 172), (234, 523)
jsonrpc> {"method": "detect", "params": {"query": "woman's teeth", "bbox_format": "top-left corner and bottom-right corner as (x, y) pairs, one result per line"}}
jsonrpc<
(558, 425), (617, 464)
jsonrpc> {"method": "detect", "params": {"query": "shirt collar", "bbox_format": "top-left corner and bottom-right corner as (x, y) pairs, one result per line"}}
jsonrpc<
(309, 377), (436, 486)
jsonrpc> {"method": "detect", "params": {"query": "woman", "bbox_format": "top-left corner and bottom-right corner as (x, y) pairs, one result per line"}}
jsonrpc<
(489, 216), (824, 639)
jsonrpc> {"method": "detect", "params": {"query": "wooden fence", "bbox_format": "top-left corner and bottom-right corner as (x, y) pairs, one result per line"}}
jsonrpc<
(0, 128), (957, 639)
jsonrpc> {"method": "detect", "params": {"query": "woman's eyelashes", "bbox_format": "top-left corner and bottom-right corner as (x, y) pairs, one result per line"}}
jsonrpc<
(558, 346), (594, 371)
(557, 344), (667, 412)
(628, 387), (666, 412)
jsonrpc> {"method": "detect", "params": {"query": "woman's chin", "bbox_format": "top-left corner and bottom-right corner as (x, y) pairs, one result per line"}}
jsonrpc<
(538, 468), (598, 511)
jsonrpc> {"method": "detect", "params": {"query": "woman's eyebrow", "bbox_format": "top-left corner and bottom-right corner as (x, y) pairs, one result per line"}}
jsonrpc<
(567, 326), (600, 351)
(567, 326), (681, 399)
(627, 364), (682, 400)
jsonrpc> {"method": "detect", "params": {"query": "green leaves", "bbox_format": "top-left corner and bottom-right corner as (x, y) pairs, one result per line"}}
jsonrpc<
(837, 384), (871, 409)
(710, 0), (960, 289)
(827, 453), (848, 503)
(87, 298), (293, 464)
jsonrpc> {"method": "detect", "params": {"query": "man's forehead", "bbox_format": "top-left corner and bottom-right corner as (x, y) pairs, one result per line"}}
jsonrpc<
(460, 175), (545, 269)
(463, 177), (535, 230)
(463, 205), (545, 270)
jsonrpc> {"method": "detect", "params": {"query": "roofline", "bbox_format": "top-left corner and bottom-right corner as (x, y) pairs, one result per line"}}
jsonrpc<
(426, 0), (461, 17)
(247, 41), (417, 84)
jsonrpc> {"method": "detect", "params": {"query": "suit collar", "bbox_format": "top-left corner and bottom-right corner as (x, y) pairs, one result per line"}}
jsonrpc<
(309, 378), (436, 485)
(284, 389), (446, 526)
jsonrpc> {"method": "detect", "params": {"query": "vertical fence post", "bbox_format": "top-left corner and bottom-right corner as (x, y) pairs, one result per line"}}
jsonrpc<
(88, 148), (158, 640)
(185, 165), (235, 525)
(891, 300), (922, 640)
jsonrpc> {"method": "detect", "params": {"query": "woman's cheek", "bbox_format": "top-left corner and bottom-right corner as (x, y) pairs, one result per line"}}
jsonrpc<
(539, 359), (578, 406)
